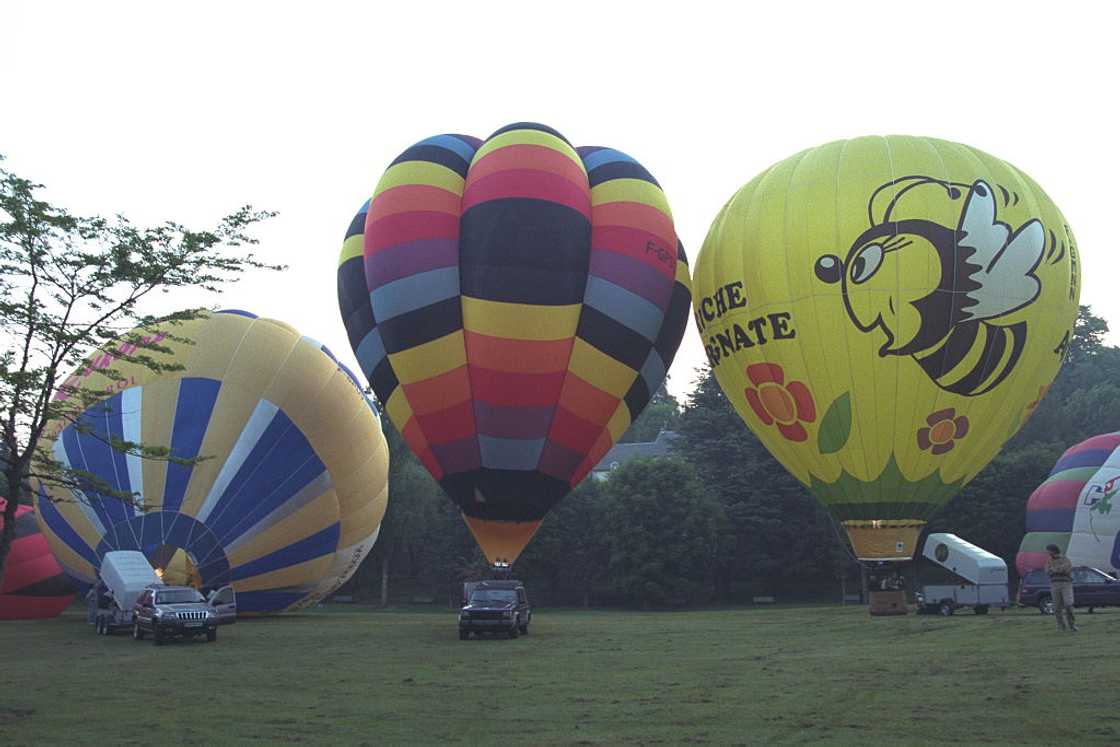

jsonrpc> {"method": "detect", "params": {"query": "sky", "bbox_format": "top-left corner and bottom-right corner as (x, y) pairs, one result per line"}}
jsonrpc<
(2, 1), (1117, 401)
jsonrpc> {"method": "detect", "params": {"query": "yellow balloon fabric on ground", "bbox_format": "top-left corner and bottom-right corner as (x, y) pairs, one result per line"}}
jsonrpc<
(693, 136), (1080, 559)
(33, 311), (389, 612)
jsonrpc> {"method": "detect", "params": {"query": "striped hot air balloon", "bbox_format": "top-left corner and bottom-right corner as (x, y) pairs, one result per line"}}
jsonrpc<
(337, 122), (691, 565)
(33, 311), (389, 613)
(1018, 433), (1120, 576)
(0, 498), (75, 620)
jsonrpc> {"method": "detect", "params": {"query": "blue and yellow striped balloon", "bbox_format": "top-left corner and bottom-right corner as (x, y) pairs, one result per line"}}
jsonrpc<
(33, 311), (389, 613)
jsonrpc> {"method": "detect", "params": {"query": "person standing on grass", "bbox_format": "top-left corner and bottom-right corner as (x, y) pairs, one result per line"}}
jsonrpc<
(1045, 543), (1077, 632)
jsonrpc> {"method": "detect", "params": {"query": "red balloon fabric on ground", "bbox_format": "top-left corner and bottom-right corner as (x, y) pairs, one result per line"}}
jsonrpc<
(0, 498), (74, 620)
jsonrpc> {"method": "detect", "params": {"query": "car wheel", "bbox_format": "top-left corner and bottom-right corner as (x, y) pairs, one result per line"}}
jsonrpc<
(938, 601), (954, 617)
(974, 605), (989, 615)
(459, 630), (469, 641)
(1038, 596), (1054, 615)
(132, 621), (144, 641)
(207, 629), (217, 643)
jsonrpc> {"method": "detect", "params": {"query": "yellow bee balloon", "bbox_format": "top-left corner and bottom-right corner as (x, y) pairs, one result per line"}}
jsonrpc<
(693, 136), (1080, 560)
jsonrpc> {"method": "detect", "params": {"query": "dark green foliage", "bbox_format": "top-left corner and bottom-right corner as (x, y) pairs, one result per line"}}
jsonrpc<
(597, 457), (724, 607)
(1013, 306), (1120, 448)
(617, 381), (681, 443)
(354, 306), (1119, 606)
(674, 366), (852, 599)
(514, 479), (608, 605)
(350, 416), (478, 605)
(928, 442), (1064, 562)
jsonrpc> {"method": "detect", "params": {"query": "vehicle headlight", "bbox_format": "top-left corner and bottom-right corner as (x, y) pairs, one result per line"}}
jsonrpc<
(460, 611), (470, 619)
(503, 610), (514, 618)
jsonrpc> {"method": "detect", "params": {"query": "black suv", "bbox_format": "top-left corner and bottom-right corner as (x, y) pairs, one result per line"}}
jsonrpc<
(1018, 566), (1120, 614)
(459, 580), (531, 640)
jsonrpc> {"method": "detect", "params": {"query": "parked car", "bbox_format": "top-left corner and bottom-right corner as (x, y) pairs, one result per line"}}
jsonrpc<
(132, 585), (219, 644)
(459, 580), (531, 640)
(1018, 566), (1120, 614)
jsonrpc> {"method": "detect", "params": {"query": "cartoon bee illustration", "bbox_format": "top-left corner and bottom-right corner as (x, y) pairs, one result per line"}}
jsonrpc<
(814, 176), (1046, 396)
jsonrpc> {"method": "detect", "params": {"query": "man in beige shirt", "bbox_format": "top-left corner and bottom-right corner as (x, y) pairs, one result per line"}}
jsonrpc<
(1045, 543), (1077, 632)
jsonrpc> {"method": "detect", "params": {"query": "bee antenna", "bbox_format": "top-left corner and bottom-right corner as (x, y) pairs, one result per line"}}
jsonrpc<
(869, 176), (973, 224)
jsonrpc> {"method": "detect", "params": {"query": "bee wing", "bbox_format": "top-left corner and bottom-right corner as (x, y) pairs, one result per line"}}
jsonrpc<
(958, 180), (1044, 321)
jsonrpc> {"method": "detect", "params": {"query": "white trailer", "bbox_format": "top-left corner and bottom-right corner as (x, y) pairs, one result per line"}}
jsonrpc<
(93, 551), (162, 634)
(915, 533), (1010, 616)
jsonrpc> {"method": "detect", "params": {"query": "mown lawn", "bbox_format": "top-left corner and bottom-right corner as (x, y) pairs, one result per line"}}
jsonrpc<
(1, 603), (1115, 744)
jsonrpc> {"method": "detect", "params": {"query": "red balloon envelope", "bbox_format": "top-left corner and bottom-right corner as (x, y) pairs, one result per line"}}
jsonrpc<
(1, 498), (75, 620)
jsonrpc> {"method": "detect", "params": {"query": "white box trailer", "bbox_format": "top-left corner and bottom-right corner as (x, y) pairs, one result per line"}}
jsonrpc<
(93, 551), (162, 634)
(101, 551), (162, 610)
(915, 533), (1010, 616)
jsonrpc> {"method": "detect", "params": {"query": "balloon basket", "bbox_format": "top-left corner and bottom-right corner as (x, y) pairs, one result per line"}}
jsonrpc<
(868, 590), (908, 616)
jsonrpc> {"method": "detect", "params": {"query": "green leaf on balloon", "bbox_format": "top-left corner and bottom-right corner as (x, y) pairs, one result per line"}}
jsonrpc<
(817, 392), (852, 455)
(808, 454), (964, 513)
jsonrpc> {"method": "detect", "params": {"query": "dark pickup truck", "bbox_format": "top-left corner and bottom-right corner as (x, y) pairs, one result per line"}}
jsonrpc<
(459, 580), (531, 640)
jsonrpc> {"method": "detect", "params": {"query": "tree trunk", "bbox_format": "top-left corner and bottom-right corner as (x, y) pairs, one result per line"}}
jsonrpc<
(0, 472), (21, 591)
(379, 552), (391, 608)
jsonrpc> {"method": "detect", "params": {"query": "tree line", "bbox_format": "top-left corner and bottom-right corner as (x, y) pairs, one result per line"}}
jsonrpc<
(3, 157), (1115, 609)
(348, 307), (1119, 608)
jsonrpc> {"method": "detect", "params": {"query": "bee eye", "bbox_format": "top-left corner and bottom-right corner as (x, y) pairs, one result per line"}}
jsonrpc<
(850, 244), (883, 284)
(814, 255), (843, 284)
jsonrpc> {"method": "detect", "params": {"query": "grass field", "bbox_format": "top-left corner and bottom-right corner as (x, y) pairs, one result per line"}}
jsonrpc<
(1, 603), (1116, 745)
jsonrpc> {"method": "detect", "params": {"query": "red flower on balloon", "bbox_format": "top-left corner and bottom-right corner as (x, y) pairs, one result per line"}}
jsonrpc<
(743, 363), (816, 442)
(917, 408), (969, 455)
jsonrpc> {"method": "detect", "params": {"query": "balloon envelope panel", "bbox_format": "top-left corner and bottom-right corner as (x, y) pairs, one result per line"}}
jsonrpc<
(693, 136), (1080, 559)
(0, 498), (75, 620)
(33, 311), (389, 613)
(338, 122), (691, 564)
(1018, 433), (1120, 576)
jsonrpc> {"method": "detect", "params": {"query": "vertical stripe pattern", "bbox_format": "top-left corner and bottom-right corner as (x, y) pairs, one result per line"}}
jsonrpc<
(338, 123), (691, 564)
(33, 311), (391, 614)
